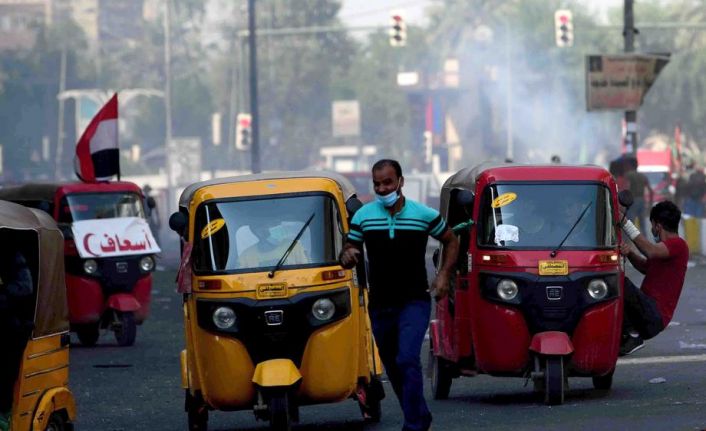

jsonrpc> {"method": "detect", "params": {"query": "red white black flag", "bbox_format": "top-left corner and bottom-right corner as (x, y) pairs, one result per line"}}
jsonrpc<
(74, 93), (120, 182)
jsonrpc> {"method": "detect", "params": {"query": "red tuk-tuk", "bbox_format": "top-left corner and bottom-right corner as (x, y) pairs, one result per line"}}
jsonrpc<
(0, 181), (159, 346)
(429, 163), (624, 405)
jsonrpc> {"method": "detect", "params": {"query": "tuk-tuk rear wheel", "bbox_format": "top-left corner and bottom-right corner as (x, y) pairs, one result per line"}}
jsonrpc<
(429, 349), (453, 400)
(269, 393), (292, 431)
(75, 323), (100, 346)
(592, 369), (614, 390)
(114, 311), (137, 347)
(544, 356), (565, 405)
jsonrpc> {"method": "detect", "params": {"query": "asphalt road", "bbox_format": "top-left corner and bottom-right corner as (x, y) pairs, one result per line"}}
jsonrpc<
(68, 261), (706, 431)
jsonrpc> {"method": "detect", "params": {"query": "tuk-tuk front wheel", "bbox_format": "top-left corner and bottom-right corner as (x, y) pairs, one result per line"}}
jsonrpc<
(75, 323), (100, 346)
(269, 392), (294, 431)
(186, 391), (208, 431)
(45, 412), (70, 431)
(429, 349), (453, 400)
(114, 311), (137, 347)
(544, 356), (565, 405)
(357, 376), (384, 423)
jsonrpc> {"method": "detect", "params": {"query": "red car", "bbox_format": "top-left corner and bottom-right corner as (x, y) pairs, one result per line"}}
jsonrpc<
(0, 181), (159, 346)
(429, 163), (624, 405)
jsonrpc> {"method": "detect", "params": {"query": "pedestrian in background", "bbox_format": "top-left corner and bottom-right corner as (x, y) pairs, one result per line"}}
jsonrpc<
(684, 168), (706, 217)
(340, 159), (459, 431)
(625, 156), (654, 230)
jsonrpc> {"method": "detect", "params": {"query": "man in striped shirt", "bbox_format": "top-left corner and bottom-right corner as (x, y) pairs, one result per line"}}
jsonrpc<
(341, 159), (458, 431)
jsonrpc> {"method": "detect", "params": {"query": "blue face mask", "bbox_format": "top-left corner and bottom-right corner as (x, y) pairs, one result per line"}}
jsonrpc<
(375, 180), (401, 208)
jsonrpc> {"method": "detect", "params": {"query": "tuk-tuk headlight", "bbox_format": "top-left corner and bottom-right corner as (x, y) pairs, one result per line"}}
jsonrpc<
(587, 279), (608, 300)
(213, 307), (236, 329)
(312, 298), (336, 321)
(497, 279), (518, 301)
(139, 256), (155, 272)
(83, 259), (98, 275)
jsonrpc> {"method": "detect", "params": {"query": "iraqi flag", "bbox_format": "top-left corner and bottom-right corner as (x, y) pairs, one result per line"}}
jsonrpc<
(74, 93), (120, 182)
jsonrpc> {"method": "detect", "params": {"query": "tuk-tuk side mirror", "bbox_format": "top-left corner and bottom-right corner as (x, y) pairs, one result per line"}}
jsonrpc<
(618, 190), (634, 208)
(346, 197), (364, 218)
(455, 189), (475, 208)
(169, 211), (188, 235)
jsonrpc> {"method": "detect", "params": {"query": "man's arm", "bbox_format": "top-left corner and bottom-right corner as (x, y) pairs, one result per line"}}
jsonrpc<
(430, 229), (460, 299)
(622, 219), (670, 260)
(620, 241), (648, 274)
(339, 242), (362, 269)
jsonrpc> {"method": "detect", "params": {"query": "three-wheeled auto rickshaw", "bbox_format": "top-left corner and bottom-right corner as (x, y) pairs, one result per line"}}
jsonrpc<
(169, 171), (384, 430)
(429, 163), (624, 405)
(0, 200), (76, 430)
(0, 182), (160, 346)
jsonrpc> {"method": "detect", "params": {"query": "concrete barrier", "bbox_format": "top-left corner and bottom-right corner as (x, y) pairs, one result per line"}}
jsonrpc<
(679, 216), (706, 255)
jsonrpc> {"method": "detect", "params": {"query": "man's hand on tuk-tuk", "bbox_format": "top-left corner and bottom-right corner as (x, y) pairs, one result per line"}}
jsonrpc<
(339, 245), (361, 269)
(430, 271), (450, 301)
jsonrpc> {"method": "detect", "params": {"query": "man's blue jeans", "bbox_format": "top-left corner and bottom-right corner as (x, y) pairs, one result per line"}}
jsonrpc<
(370, 300), (431, 431)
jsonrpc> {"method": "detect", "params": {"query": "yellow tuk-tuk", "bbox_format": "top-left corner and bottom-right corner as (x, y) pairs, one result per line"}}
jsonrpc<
(0, 200), (76, 430)
(169, 171), (384, 430)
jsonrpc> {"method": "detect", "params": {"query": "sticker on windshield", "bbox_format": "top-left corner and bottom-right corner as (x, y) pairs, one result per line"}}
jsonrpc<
(495, 224), (519, 245)
(201, 218), (226, 239)
(492, 192), (517, 208)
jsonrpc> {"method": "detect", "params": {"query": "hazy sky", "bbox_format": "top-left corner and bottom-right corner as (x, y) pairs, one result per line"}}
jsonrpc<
(339, 0), (625, 26)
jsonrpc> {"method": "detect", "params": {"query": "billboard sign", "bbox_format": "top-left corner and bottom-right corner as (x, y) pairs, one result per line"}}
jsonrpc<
(586, 54), (669, 111)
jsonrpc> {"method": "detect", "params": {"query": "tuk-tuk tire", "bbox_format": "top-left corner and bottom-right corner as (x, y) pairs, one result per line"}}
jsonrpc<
(592, 369), (614, 391)
(187, 404), (208, 431)
(45, 412), (71, 431)
(269, 392), (292, 431)
(114, 311), (137, 347)
(75, 323), (100, 347)
(544, 356), (565, 405)
(429, 349), (453, 400)
(358, 376), (383, 423)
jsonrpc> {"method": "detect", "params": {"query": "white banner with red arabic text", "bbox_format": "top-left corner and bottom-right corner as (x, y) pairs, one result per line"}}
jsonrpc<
(72, 217), (161, 258)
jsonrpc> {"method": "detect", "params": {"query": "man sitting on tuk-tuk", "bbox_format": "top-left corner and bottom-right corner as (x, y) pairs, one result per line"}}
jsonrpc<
(0, 247), (33, 431)
(238, 218), (309, 269)
(619, 200), (689, 355)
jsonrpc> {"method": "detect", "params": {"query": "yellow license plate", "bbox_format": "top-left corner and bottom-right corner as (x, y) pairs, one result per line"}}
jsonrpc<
(538, 260), (569, 276)
(256, 283), (288, 299)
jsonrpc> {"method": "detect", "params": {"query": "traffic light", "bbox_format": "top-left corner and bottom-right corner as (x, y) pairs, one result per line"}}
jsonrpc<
(235, 113), (252, 151)
(554, 9), (573, 47)
(389, 12), (406, 47)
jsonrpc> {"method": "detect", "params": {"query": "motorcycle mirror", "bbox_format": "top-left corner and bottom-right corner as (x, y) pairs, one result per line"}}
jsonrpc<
(346, 196), (364, 217)
(169, 211), (187, 234)
(618, 190), (634, 208)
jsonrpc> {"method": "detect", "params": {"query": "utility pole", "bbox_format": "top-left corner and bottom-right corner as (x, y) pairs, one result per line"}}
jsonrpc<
(164, 0), (175, 213)
(624, 0), (637, 154)
(55, 46), (67, 180)
(247, 0), (261, 173)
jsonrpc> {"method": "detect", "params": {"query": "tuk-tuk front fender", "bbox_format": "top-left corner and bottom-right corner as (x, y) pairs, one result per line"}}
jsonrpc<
(252, 359), (302, 388)
(32, 387), (76, 430)
(107, 293), (141, 312)
(529, 331), (574, 356)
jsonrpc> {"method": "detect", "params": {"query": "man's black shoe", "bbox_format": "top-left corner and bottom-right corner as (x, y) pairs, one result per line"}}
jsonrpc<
(619, 335), (645, 356)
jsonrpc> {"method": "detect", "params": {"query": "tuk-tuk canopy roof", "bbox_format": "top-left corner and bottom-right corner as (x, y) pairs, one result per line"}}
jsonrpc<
(0, 200), (68, 338)
(178, 171), (358, 209)
(440, 163), (613, 212)
(0, 181), (143, 203)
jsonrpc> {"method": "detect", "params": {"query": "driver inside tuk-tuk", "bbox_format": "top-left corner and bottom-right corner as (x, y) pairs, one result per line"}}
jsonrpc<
(238, 218), (309, 269)
(0, 244), (33, 431)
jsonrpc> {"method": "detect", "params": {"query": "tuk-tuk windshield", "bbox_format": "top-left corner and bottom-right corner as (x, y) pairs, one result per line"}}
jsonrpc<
(192, 194), (343, 273)
(59, 192), (145, 223)
(479, 183), (616, 249)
